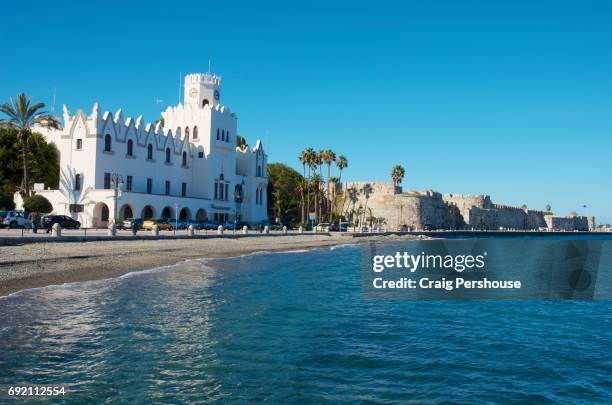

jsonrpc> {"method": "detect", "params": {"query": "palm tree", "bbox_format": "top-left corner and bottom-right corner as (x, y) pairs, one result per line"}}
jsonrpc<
(311, 173), (323, 224)
(336, 155), (348, 184)
(391, 165), (405, 191)
(312, 151), (323, 220)
(298, 149), (309, 222)
(0, 93), (60, 197)
(322, 149), (336, 221)
(236, 135), (249, 150)
(301, 147), (316, 222)
(328, 176), (339, 223)
(360, 183), (374, 229)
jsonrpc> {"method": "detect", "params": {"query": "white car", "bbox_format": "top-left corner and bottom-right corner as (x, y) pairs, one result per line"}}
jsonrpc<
(1, 210), (32, 228)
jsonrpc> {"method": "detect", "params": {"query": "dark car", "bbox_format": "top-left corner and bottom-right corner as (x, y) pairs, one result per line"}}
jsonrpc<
(41, 215), (81, 229)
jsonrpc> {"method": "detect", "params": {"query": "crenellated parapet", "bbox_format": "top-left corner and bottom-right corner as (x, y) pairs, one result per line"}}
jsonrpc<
(57, 103), (194, 156)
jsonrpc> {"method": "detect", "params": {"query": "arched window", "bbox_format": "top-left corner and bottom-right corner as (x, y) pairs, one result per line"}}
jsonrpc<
(221, 130), (225, 141)
(185, 127), (190, 138)
(216, 128), (220, 140)
(165, 148), (171, 163)
(226, 130), (230, 142)
(147, 144), (153, 160)
(75, 174), (81, 191)
(182, 151), (187, 166)
(193, 126), (198, 139)
(202, 99), (209, 107)
(127, 139), (133, 156)
(104, 134), (112, 152)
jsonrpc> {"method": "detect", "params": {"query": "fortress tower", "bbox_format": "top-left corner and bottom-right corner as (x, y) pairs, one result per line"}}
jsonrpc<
(183, 73), (222, 109)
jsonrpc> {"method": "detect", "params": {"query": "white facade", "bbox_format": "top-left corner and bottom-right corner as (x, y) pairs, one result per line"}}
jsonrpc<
(34, 73), (268, 227)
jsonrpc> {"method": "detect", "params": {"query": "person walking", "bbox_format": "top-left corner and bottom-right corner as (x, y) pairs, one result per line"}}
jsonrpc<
(28, 212), (39, 234)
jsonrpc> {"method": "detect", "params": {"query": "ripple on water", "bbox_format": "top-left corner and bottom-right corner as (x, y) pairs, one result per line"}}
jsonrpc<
(0, 245), (611, 403)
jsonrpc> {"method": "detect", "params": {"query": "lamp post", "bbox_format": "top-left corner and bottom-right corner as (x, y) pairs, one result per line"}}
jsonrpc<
(111, 173), (124, 223)
(174, 203), (180, 234)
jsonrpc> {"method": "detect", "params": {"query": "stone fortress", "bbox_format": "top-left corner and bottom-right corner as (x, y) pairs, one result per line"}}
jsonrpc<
(342, 182), (594, 231)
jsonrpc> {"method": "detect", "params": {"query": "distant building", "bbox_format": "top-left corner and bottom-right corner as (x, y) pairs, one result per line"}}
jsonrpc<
(31, 72), (268, 227)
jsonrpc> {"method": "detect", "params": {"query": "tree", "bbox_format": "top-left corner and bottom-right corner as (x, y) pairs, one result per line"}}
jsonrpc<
(336, 155), (348, 184)
(360, 183), (374, 228)
(391, 164), (405, 188)
(0, 94), (60, 197)
(300, 147), (316, 220)
(321, 149), (336, 221)
(0, 128), (59, 195)
(266, 163), (304, 225)
(23, 194), (53, 214)
(236, 135), (248, 150)
(0, 184), (15, 210)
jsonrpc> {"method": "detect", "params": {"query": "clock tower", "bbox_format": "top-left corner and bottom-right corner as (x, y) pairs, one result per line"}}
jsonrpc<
(184, 73), (221, 108)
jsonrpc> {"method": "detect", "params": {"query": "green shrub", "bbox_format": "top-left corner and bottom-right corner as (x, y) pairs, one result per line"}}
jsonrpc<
(23, 194), (53, 214)
(0, 190), (15, 210)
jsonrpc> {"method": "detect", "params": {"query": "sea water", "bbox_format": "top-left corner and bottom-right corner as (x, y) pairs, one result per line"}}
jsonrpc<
(0, 242), (611, 403)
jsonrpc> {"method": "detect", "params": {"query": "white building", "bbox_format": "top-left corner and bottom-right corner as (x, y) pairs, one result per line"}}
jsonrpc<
(33, 72), (268, 227)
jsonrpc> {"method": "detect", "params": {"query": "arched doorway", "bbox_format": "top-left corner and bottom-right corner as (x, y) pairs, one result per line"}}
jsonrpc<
(120, 204), (134, 220)
(161, 206), (173, 219)
(93, 202), (110, 227)
(195, 208), (207, 222)
(179, 207), (191, 221)
(142, 205), (155, 219)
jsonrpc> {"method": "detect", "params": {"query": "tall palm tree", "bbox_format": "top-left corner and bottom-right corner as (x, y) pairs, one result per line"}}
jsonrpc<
(336, 155), (348, 184)
(360, 183), (374, 229)
(312, 151), (323, 220)
(301, 147), (316, 221)
(0, 93), (60, 197)
(298, 149), (309, 222)
(322, 149), (336, 221)
(311, 173), (323, 224)
(391, 164), (405, 190)
(328, 176), (339, 222)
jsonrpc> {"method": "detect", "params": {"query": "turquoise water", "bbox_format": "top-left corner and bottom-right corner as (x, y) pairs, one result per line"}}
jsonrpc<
(1, 244), (611, 403)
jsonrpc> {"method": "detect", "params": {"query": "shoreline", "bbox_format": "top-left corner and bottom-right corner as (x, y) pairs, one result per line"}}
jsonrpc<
(0, 234), (424, 297)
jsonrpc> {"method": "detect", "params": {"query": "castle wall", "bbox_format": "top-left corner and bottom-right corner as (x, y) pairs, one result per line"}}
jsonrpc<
(342, 183), (462, 230)
(545, 215), (592, 231)
(341, 182), (589, 232)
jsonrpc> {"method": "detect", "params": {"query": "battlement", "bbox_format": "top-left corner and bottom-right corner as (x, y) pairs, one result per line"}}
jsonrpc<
(184, 73), (221, 86)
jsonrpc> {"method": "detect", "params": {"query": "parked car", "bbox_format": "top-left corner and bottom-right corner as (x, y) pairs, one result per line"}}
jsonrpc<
(186, 219), (202, 230)
(334, 223), (349, 232)
(41, 215), (81, 229)
(1, 210), (31, 228)
(315, 223), (331, 232)
(142, 218), (174, 231)
(120, 218), (143, 230)
(223, 221), (237, 230)
(199, 221), (217, 230)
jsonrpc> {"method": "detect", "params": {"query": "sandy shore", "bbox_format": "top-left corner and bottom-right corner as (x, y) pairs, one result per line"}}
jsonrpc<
(0, 234), (424, 297)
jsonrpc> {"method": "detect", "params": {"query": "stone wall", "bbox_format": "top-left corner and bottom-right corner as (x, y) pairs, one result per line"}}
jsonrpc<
(545, 215), (592, 231)
(341, 182), (592, 231)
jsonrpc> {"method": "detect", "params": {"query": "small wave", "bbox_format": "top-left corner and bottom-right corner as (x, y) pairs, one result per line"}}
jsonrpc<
(0, 243), (352, 300)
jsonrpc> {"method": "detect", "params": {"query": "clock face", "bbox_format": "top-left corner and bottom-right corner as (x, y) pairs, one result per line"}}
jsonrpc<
(214, 90), (220, 100)
(189, 88), (197, 98)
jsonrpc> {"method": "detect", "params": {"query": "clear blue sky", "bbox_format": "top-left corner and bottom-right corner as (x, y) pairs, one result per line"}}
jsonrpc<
(2, 1), (611, 223)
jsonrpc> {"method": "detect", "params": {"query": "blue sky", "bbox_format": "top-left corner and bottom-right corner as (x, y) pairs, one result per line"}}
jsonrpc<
(2, 1), (611, 223)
